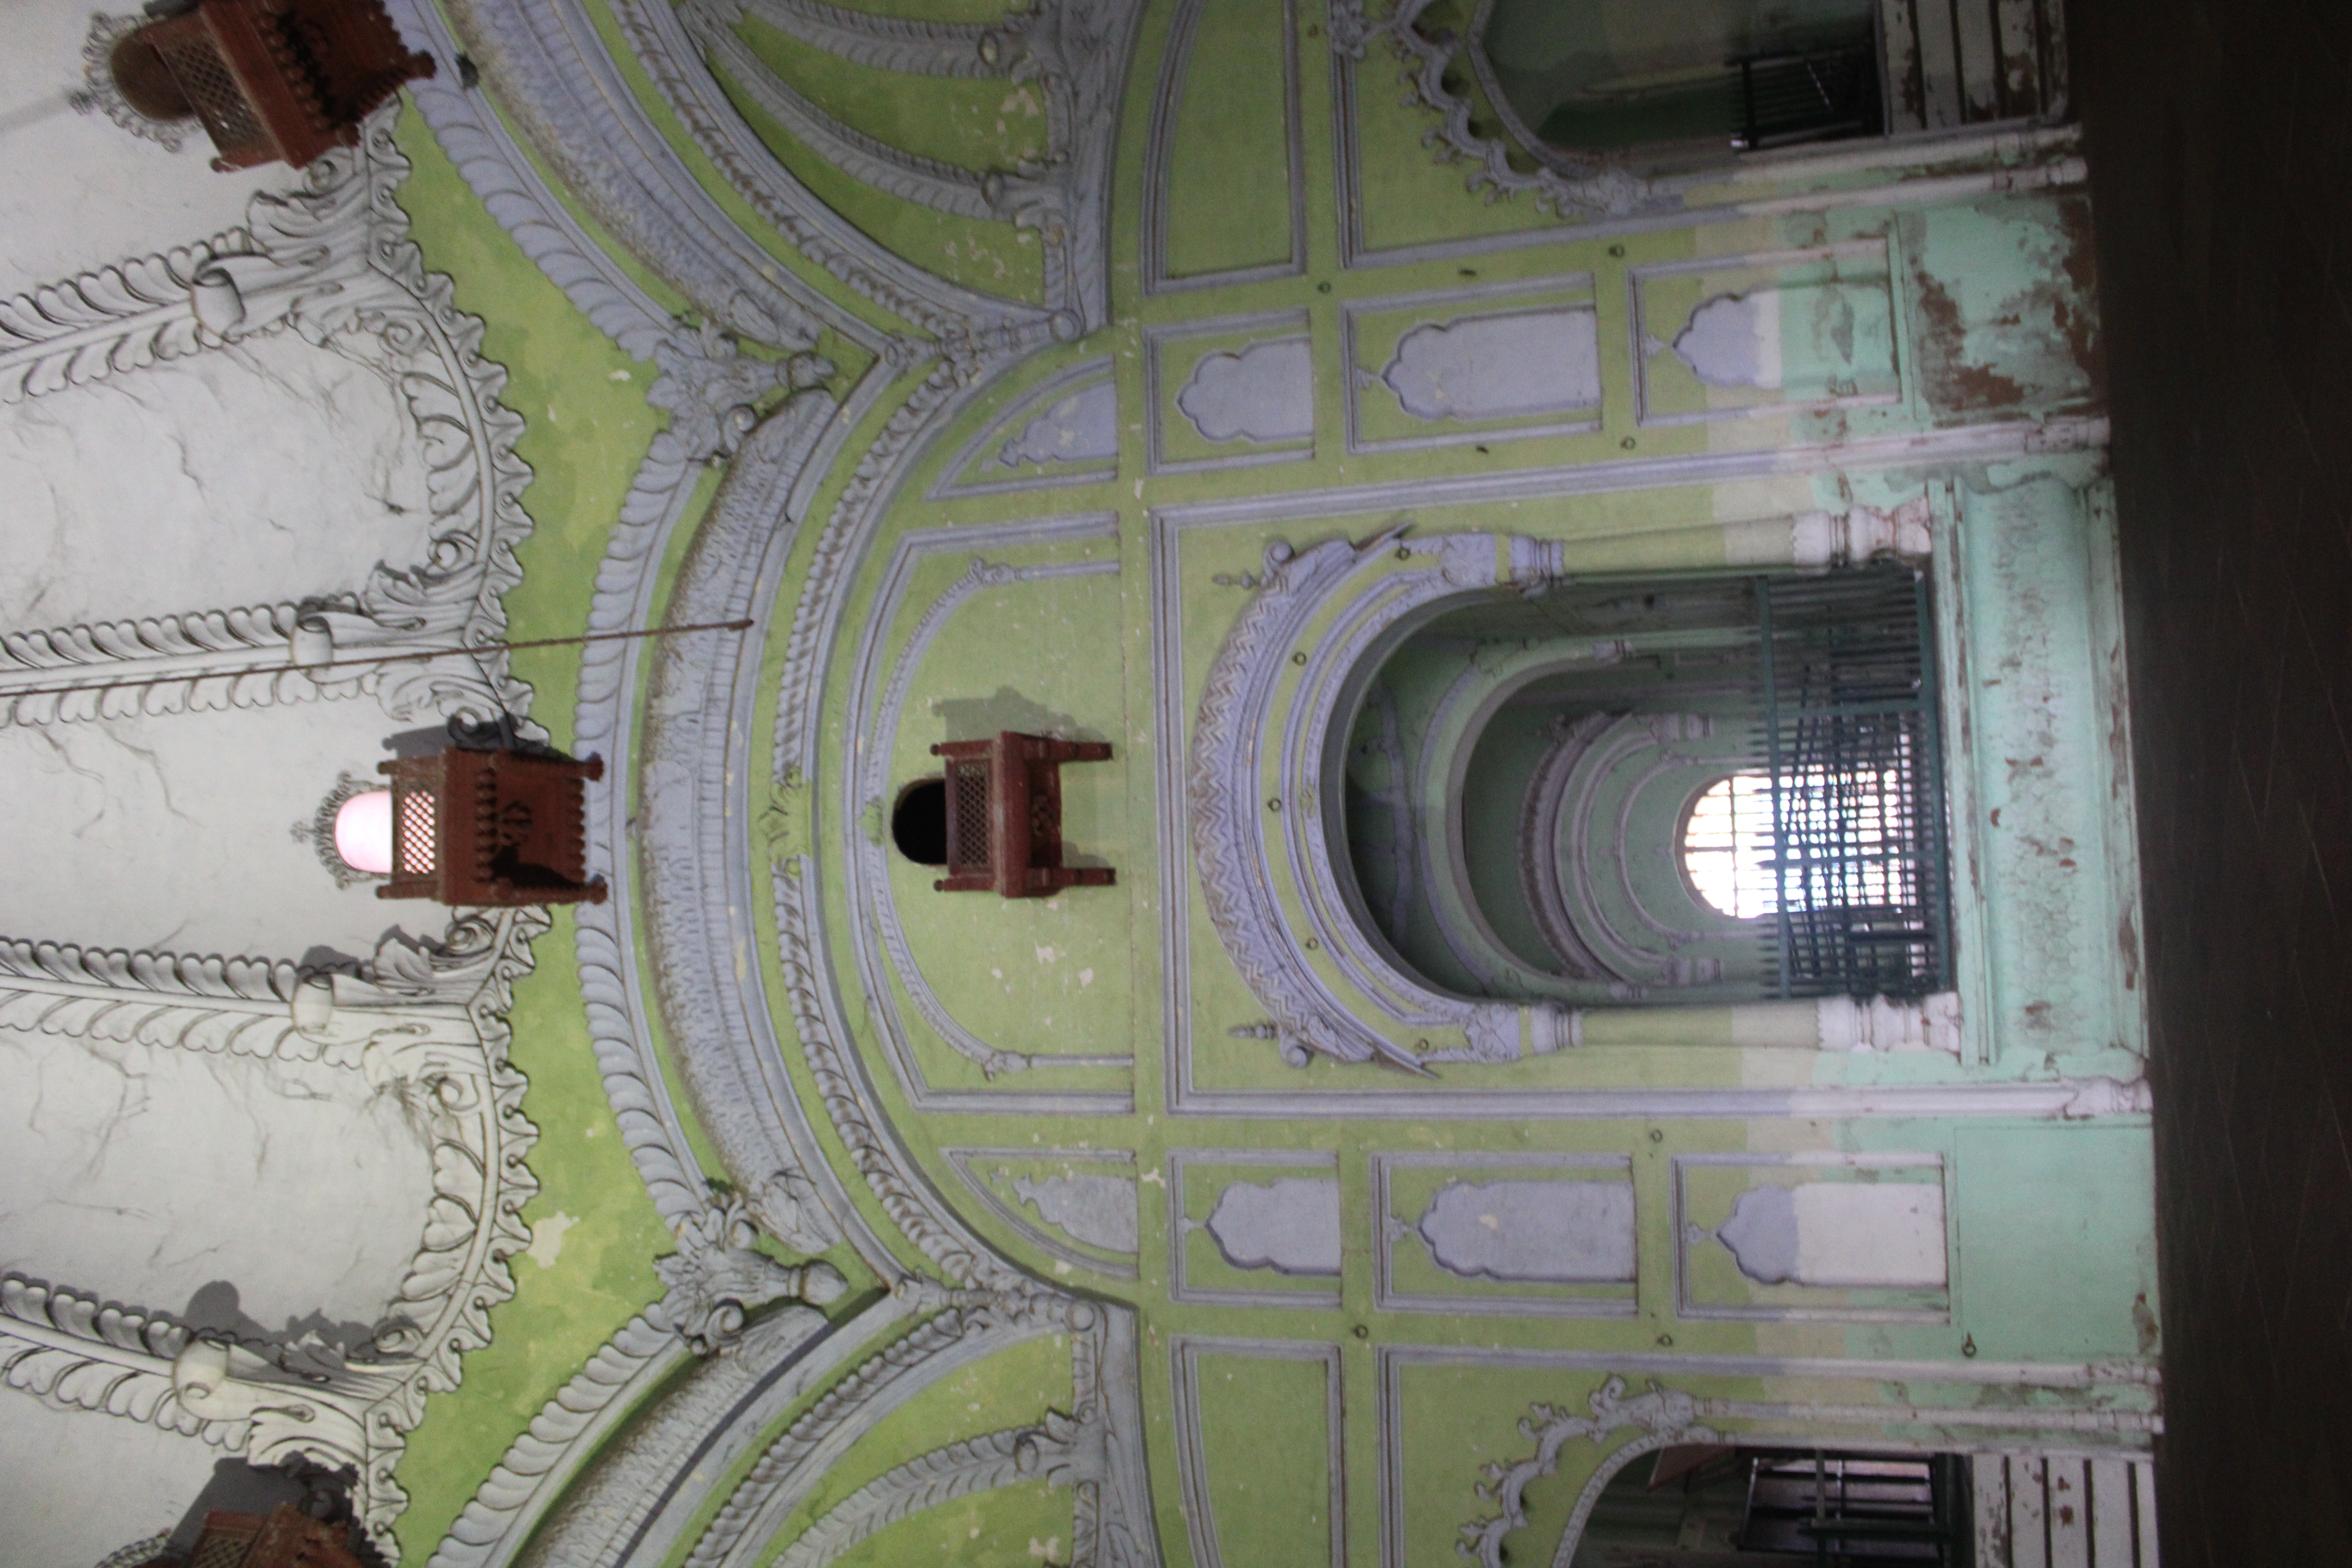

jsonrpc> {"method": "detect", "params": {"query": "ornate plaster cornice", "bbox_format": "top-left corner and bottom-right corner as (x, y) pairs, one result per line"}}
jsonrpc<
(771, 1417), (1078, 1568)
(1327, 0), (1656, 221)
(630, 0), (1142, 343)
(0, 909), (545, 1560)
(438, 0), (857, 354)
(385, 0), (677, 360)
(684, 1295), (1160, 1568)
(1458, 1377), (1720, 1568)
(0, 938), (309, 1060)
(0, 111), (539, 732)
(633, 390), (849, 1259)
(426, 1315), (688, 1568)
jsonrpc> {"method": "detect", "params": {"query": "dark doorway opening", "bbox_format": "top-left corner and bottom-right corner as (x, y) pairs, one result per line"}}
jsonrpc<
(891, 777), (949, 866)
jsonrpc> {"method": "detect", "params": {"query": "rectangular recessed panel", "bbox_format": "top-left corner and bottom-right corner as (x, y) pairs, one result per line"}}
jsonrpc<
(1153, 0), (1301, 284)
(1631, 240), (1902, 426)
(1174, 1341), (1342, 1568)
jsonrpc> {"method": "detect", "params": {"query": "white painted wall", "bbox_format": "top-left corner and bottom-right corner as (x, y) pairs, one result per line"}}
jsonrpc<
(0, 698), (436, 961)
(0, 1396), (227, 1568)
(0, 1022), (438, 1340)
(0, 331), (439, 631)
(0, 0), (285, 300)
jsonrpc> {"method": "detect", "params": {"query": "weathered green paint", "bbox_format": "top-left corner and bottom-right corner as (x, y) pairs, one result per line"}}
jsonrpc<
(369, 2), (2158, 1564)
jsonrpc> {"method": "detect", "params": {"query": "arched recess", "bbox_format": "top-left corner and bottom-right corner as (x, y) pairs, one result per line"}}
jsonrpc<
(1191, 522), (1958, 1073)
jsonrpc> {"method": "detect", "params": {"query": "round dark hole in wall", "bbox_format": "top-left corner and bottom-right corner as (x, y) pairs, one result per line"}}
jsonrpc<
(891, 777), (948, 866)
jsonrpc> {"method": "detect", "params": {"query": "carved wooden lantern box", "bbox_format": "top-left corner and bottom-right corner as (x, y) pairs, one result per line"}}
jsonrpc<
(377, 747), (606, 907)
(139, 1505), (365, 1568)
(929, 731), (1116, 898)
(108, 0), (434, 171)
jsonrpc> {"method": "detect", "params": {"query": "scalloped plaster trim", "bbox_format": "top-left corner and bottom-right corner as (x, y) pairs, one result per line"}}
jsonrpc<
(632, 0), (1140, 339)
(633, 393), (847, 1258)
(772, 1418), (1076, 1568)
(384, 0), (675, 360)
(438, 0), (835, 352)
(0, 909), (545, 1560)
(612, 0), (1047, 349)
(425, 1315), (686, 1568)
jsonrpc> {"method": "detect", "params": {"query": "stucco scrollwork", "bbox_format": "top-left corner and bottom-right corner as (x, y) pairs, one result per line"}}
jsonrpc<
(1457, 1376), (1720, 1568)
(635, 388), (848, 1259)
(1189, 529), (1575, 1070)
(0, 109), (541, 732)
(646, 0), (1142, 341)
(1327, 0), (1657, 221)
(0, 936), (309, 1060)
(771, 1414), (1080, 1568)
(425, 1315), (688, 1568)
(684, 1294), (1161, 1568)
(0, 908), (546, 1555)
(654, 1194), (848, 1357)
(3, 1274), (401, 1557)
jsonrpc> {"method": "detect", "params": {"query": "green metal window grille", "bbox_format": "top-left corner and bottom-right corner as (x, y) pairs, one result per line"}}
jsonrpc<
(1755, 564), (1952, 999)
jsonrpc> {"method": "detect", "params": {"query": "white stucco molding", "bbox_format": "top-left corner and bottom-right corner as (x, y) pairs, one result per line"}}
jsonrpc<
(659, 0), (1143, 339)
(1328, 0), (2085, 230)
(0, 908), (547, 1560)
(438, 0), (864, 355)
(0, 108), (539, 732)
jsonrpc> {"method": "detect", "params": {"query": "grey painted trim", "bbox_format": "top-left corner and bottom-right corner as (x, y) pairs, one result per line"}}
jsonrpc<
(926, 357), (1120, 500)
(1166, 1151), (1343, 1309)
(733, 0), (1002, 78)
(572, 398), (722, 1232)
(1671, 1152), (1954, 1325)
(1154, 415), (2109, 530)
(1326, 0), (2089, 272)
(768, 361), (1045, 1289)
(516, 1294), (900, 1568)
(682, 1296), (1143, 1568)
(842, 515), (1132, 1112)
(941, 1149), (1140, 1281)
(442, 0), (842, 350)
(1169, 1337), (1345, 1568)
(1140, 0), (1307, 295)
(385, 0), (674, 358)
(1370, 1152), (1638, 1319)
(618, 0), (1016, 346)
(1627, 239), (1907, 429)
(772, 1419), (1076, 1568)
(635, 394), (857, 1256)
(426, 1315), (690, 1568)
(1143, 309), (1317, 477)
(627, 0), (1141, 341)
(1338, 276), (1603, 456)
(686, 0), (1018, 224)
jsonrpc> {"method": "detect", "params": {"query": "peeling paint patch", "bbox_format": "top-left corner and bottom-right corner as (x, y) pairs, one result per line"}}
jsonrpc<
(1902, 195), (2103, 419)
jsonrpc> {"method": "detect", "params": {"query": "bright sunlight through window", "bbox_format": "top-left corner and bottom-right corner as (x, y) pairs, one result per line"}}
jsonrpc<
(1682, 768), (1911, 920)
(1682, 773), (1779, 918)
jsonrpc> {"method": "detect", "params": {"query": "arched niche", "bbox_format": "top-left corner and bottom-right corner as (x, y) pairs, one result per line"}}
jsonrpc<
(1477, 0), (1886, 164)
(1190, 524), (1956, 1072)
(1332, 581), (1773, 1007)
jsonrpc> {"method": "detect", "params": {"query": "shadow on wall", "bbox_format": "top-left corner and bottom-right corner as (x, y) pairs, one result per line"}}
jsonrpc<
(180, 1280), (387, 1365)
(933, 686), (1108, 746)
